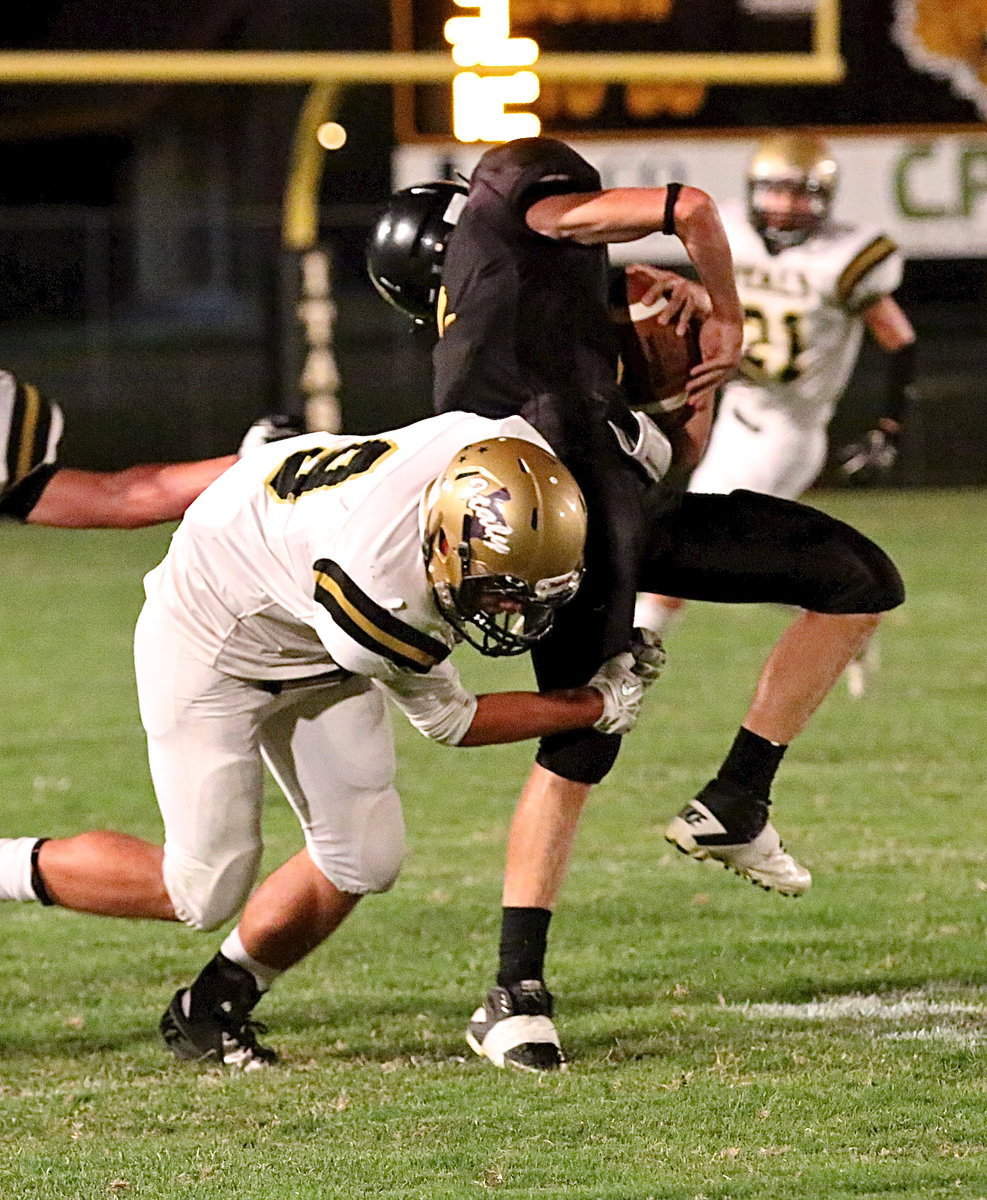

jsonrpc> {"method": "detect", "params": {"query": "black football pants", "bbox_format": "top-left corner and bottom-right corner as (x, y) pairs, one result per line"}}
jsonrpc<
(532, 483), (904, 785)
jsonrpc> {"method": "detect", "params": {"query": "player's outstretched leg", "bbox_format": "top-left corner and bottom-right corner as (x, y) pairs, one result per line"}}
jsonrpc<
(466, 979), (566, 1072)
(666, 610), (887, 896)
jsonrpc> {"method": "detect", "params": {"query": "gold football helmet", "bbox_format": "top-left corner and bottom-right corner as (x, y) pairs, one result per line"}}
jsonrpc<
(423, 437), (587, 656)
(747, 131), (839, 250)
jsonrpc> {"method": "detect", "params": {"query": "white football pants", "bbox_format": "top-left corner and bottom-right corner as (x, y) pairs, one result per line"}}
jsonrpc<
(689, 384), (831, 501)
(134, 605), (404, 932)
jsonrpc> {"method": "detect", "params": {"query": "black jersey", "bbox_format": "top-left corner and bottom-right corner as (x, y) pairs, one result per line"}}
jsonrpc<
(432, 138), (628, 458)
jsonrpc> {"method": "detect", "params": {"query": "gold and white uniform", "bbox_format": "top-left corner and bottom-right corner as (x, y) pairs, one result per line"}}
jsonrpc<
(0, 370), (63, 517)
(690, 199), (904, 499)
(135, 411), (548, 929)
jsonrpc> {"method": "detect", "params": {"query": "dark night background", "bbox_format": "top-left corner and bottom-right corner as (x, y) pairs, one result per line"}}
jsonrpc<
(0, 1), (984, 481)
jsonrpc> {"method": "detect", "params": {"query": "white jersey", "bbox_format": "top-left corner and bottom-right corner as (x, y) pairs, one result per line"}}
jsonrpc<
(144, 410), (550, 746)
(720, 198), (904, 422)
(0, 370), (63, 515)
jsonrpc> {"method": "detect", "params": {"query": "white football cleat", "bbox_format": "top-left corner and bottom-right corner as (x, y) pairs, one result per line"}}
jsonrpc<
(466, 980), (567, 1072)
(665, 799), (812, 897)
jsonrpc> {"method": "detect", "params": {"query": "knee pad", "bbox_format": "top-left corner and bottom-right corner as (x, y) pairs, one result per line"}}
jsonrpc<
(811, 523), (906, 614)
(306, 787), (406, 895)
(718, 491), (906, 615)
(536, 728), (621, 785)
(163, 843), (261, 931)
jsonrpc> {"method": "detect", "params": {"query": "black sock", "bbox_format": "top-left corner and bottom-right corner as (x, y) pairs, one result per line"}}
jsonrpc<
(716, 726), (787, 804)
(187, 952), (260, 1018)
(497, 907), (552, 988)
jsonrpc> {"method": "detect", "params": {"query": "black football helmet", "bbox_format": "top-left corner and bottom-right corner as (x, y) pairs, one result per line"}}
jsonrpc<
(366, 181), (468, 325)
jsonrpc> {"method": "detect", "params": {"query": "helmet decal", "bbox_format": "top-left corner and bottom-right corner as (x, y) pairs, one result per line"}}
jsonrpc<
(462, 479), (513, 556)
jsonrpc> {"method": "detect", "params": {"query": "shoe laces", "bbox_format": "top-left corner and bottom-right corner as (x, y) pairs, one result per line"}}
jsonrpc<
(217, 999), (267, 1042)
(219, 1003), (268, 1041)
(219, 1016), (276, 1066)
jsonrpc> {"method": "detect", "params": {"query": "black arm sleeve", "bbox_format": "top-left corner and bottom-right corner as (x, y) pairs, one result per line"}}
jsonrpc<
(882, 340), (917, 427)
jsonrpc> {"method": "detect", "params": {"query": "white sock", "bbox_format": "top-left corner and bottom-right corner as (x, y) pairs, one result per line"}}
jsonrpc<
(633, 593), (684, 639)
(220, 927), (283, 993)
(0, 837), (43, 902)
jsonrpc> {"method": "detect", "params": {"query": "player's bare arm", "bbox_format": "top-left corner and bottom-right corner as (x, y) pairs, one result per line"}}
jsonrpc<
(456, 641), (660, 746)
(457, 689), (603, 746)
(863, 294), (915, 355)
(526, 185), (743, 391)
(26, 457), (236, 529)
(525, 184), (715, 248)
(835, 294), (917, 484)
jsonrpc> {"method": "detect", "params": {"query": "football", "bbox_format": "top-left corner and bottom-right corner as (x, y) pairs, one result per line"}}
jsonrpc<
(622, 276), (703, 415)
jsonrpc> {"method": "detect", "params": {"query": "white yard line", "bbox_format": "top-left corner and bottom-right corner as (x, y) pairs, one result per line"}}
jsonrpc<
(730, 994), (987, 1020)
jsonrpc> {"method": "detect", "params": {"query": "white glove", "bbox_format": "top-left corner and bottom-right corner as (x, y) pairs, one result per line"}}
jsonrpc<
(630, 627), (667, 686)
(238, 414), (305, 457)
(589, 651), (646, 735)
(608, 411), (672, 483)
(837, 427), (899, 485)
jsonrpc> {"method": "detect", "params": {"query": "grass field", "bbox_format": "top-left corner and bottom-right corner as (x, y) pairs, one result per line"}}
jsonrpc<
(1, 488), (986, 1199)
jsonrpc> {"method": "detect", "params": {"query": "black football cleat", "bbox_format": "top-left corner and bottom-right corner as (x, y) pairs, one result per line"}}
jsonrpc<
(466, 980), (567, 1072)
(160, 987), (278, 1070)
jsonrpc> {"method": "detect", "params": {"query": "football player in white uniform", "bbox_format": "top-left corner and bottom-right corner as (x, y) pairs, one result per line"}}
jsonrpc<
(0, 412), (656, 1067)
(0, 369), (239, 527)
(634, 132), (916, 697)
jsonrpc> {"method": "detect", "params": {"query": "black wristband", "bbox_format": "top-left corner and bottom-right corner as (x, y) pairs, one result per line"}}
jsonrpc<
(30, 838), (56, 906)
(662, 182), (683, 236)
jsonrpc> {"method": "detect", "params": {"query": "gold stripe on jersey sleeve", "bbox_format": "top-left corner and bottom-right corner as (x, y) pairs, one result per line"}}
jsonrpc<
(314, 569), (442, 671)
(14, 383), (41, 484)
(836, 236), (897, 307)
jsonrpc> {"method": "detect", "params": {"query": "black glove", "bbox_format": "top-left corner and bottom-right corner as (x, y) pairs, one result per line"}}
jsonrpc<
(836, 427), (899, 486)
(238, 414), (305, 457)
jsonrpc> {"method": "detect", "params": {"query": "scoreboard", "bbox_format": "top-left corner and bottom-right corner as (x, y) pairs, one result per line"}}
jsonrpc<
(392, 0), (838, 142)
(389, 1), (987, 260)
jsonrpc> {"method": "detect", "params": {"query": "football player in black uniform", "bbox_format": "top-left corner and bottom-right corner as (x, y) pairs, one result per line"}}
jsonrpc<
(369, 137), (904, 1072)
